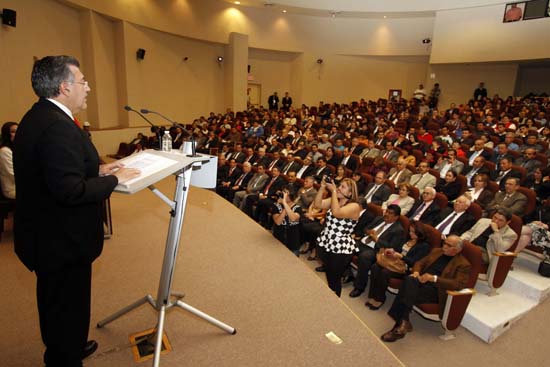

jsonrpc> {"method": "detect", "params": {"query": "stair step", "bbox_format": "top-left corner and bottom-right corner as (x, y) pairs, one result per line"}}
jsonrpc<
(461, 252), (550, 343)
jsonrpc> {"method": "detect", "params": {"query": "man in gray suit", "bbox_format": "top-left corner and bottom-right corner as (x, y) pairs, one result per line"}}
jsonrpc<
(387, 159), (413, 186)
(359, 140), (381, 161)
(409, 162), (437, 191)
(461, 209), (517, 264)
(233, 164), (269, 209)
(296, 176), (318, 208)
(485, 177), (527, 217)
(433, 149), (464, 178)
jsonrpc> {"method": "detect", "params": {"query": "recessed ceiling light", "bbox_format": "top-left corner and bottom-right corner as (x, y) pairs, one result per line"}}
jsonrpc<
(282, 10), (287, 13)
(234, 1), (240, 4)
(383, 15), (387, 19)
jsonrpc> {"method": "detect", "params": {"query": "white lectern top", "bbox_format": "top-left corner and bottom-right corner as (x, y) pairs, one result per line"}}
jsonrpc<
(113, 150), (217, 194)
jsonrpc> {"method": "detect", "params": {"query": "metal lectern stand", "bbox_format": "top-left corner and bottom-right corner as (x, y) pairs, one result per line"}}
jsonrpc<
(97, 153), (236, 367)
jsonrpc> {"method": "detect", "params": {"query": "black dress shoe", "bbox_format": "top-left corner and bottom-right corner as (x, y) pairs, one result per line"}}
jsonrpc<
(366, 301), (383, 310)
(315, 265), (326, 272)
(342, 275), (355, 284)
(81, 340), (98, 360)
(348, 288), (364, 298)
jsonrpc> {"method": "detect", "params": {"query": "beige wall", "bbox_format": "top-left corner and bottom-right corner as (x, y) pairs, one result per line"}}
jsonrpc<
(248, 49), (298, 108)
(431, 5), (550, 63)
(427, 63), (518, 108)
(0, 0), (84, 122)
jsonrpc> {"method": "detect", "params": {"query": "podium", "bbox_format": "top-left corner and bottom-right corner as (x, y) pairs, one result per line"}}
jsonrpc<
(96, 150), (236, 366)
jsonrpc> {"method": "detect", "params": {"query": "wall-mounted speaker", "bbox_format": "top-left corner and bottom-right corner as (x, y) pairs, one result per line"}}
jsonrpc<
(1, 8), (16, 27)
(136, 48), (146, 60)
(247, 65), (251, 73)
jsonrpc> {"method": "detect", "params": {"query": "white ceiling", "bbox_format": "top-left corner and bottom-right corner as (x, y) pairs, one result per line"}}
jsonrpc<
(220, 0), (511, 18)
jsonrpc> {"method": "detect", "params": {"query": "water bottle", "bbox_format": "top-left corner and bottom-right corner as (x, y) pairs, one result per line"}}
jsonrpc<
(162, 130), (172, 152)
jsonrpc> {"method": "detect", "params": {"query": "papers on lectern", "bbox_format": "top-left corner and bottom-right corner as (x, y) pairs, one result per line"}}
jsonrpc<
(116, 151), (180, 189)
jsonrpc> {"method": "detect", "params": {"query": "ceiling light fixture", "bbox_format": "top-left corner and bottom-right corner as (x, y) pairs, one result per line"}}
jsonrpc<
(282, 9), (287, 13)
(234, 1), (240, 4)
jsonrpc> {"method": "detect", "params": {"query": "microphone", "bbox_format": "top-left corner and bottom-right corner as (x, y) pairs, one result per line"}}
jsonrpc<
(124, 105), (162, 150)
(124, 105), (156, 128)
(141, 108), (199, 157)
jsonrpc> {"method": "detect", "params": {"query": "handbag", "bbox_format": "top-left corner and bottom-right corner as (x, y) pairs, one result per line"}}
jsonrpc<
(376, 249), (407, 274)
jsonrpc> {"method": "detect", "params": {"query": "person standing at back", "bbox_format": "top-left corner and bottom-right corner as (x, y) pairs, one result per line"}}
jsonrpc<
(14, 55), (140, 367)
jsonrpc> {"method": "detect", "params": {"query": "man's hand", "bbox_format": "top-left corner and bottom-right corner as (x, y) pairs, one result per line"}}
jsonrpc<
(418, 273), (435, 284)
(99, 161), (124, 176)
(113, 167), (141, 183)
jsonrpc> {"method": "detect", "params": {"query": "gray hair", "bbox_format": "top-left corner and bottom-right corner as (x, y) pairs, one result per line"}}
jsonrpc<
(31, 55), (80, 98)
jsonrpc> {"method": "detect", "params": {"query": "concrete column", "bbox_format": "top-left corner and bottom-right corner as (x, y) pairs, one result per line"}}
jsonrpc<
(224, 32), (248, 112)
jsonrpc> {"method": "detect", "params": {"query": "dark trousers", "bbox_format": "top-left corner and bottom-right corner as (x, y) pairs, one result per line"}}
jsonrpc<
(367, 263), (404, 302)
(301, 220), (323, 246)
(317, 247), (353, 297)
(37, 262), (92, 367)
(353, 244), (376, 291)
(387, 276), (438, 323)
(254, 198), (275, 227)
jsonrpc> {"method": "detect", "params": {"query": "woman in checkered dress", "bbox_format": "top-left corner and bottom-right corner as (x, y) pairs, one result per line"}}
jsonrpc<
(315, 177), (361, 296)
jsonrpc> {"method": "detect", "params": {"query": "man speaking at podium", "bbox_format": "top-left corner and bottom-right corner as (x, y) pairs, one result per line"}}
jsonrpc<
(14, 56), (140, 367)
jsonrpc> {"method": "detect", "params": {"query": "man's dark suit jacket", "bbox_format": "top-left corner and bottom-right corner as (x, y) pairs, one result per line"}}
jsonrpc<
(313, 166), (331, 182)
(364, 217), (406, 251)
(339, 155), (358, 172)
(281, 161), (301, 175)
(14, 98), (118, 273)
(490, 169), (522, 190)
(353, 209), (376, 238)
(266, 158), (284, 171)
(434, 208), (476, 236)
(253, 156), (270, 168)
(296, 164), (316, 179)
(363, 182), (392, 206)
(407, 200), (441, 226)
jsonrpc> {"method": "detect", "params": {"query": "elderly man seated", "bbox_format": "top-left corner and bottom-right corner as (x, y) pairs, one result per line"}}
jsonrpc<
(381, 235), (471, 342)
(460, 209), (517, 264)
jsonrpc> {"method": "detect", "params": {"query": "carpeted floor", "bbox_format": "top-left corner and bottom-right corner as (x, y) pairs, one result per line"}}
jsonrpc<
(0, 178), (401, 367)
(1, 177), (548, 366)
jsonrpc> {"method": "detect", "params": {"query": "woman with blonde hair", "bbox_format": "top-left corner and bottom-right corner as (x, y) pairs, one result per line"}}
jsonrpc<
(314, 177), (361, 296)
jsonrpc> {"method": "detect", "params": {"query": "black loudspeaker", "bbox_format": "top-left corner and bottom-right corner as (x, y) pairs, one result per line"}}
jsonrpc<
(136, 48), (146, 60)
(247, 65), (251, 73)
(1, 8), (16, 27)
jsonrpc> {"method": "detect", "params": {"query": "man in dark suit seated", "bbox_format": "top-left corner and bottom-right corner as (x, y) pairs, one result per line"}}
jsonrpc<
(490, 157), (522, 191)
(381, 235), (471, 342)
(266, 151), (284, 171)
(515, 148), (542, 178)
(339, 147), (359, 172)
(216, 158), (241, 195)
(349, 205), (406, 298)
(243, 167), (286, 225)
(463, 156), (490, 187)
(407, 187), (441, 226)
(363, 171), (392, 206)
(467, 139), (491, 166)
(296, 156), (316, 179)
(313, 157), (331, 182)
(14, 55), (141, 366)
(253, 147), (270, 168)
(280, 153), (301, 175)
(433, 195), (476, 237)
(221, 162), (254, 202)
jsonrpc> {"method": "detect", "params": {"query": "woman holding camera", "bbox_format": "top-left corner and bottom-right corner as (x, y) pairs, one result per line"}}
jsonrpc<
(314, 176), (361, 297)
(272, 185), (303, 255)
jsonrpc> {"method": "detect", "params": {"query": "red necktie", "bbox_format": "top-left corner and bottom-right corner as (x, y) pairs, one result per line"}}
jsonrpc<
(73, 117), (81, 128)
